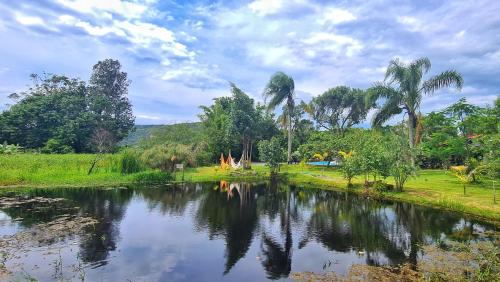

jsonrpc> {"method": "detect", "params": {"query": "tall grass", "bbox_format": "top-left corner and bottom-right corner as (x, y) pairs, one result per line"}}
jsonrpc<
(0, 154), (133, 187)
(118, 150), (143, 174)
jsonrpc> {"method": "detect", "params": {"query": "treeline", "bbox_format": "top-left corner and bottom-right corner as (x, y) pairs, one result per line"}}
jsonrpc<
(0, 59), (134, 153)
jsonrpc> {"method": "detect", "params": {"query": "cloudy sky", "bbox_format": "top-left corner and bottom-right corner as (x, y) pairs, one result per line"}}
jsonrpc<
(0, 0), (499, 125)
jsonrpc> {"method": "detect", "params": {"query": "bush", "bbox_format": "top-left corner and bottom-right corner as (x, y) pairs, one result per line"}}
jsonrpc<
(133, 170), (173, 184)
(141, 144), (195, 172)
(119, 150), (143, 174)
(0, 143), (21, 154)
(41, 139), (74, 154)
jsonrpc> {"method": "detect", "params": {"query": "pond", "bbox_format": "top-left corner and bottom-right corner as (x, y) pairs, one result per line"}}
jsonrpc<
(0, 182), (498, 281)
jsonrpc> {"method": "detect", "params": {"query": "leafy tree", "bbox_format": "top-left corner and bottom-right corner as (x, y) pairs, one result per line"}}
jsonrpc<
(0, 74), (92, 152)
(258, 137), (285, 174)
(338, 149), (360, 186)
(368, 57), (463, 163)
(307, 86), (373, 134)
(87, 59), (135, 144)
(263, 71), (295, 163)
(200, 83), (279, 164)
(387, 132), (417, 191)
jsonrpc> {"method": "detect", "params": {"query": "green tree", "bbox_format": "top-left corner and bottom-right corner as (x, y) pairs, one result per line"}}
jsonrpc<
(200, 83), (279, 163)
(307, 86), (373, 135)
(87, 59), (135, 144)
(258, 137), (285, 174)
(368, 58), (463, 163)
(0, 74), (92, 152)
(263, 71), (295, 163)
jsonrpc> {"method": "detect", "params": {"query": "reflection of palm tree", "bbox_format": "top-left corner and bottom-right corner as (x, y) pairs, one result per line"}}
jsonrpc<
(260, 181), (293, 279)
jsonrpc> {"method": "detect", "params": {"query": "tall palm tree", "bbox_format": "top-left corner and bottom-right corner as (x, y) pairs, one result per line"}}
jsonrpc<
(263, 72), (295, 163)
(368, 57), (463, 154)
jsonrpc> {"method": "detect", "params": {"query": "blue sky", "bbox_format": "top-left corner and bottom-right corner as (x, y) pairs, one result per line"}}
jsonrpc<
(0, 0), (499, 125)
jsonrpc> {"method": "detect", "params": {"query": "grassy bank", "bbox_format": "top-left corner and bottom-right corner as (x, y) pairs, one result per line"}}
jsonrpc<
(181, 164), (500, 221)
(1, 154), (499, 221)
(0, 154), (136, 187)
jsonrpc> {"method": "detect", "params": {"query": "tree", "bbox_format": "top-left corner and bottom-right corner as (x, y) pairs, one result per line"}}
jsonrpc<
(87, 59), (135, 144)
(368, 57), (463, 163)
(258, 137), (285, 175)
(199, 83), (278, 164)
(263, 71), (295, 163)
(0, 74), (92, 152)
(307, 86), (373, 135)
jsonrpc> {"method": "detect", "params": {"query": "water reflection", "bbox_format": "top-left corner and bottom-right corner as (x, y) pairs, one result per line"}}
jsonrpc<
(0, 181), (496, 281)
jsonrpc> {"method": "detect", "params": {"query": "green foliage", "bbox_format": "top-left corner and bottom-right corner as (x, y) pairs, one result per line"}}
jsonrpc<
(0, 143), (21, 154)
(119, 150), (143, 174)
(140, 143), (196, 172)
(200, 83), (278, 163)
(387, 133), (417, 191)
(368, 57), (463, 152)
(307, 86), (373, 134)
(258, 137), (285, 174)
(119, 125), (164, 146)
(0, 59), (134, 153)
(338, 151), (360, 185)
(87, 59), (135, 142)
(139, 123), (204, 148)
(133, 170), (172, 184)
(41, 138), (74, 154)
(263, 71), (295, 162)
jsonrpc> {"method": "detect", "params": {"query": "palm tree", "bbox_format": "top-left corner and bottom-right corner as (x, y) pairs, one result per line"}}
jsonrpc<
(263, 71), (295, 163)
(368, 57), (463, 157)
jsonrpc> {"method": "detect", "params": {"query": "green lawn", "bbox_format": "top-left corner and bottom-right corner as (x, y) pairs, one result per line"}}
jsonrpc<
(1, 154), (498, 221)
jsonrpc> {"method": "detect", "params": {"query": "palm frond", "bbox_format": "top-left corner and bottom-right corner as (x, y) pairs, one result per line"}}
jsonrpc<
(366, 83), (400, 104)
(421, 70), (463, 94)
(372, 96), (403, 127)
(263, 71), (295, 111)
(384, 58), (406, 85)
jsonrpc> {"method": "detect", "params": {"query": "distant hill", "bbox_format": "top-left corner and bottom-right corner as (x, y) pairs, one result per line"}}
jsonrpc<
(119, 125), (164, 146)
(120, 122), (204, 147)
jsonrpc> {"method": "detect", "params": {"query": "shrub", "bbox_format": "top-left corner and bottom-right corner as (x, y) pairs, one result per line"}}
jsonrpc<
(41, 139), (74, 154)
(0, 143), (21, 154)
(133, 170), (173, 184)
(141, 144), (195, 172)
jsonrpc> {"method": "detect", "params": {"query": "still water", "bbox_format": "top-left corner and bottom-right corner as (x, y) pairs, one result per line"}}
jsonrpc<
(0, 182), (497, 281)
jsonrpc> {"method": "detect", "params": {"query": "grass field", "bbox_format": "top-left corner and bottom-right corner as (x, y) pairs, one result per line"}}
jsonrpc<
(0, 154), (136, 187)
(1, 154), (498, 221)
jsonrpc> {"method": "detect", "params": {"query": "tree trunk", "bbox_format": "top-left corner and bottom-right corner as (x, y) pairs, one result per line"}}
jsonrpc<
(408, 112), (417, 166)
(287, 112), (292, 164)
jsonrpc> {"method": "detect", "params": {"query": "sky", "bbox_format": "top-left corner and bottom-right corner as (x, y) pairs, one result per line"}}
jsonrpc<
(0, 0), (499, 125)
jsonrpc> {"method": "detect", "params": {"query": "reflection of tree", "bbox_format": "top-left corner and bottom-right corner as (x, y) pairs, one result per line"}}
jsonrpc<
(195, 182), (260, 274)
(259, 180), (293, 279)
(0, 188), (134, 265)
(138, 183), (201, 216)
(298, 189), (468, 267)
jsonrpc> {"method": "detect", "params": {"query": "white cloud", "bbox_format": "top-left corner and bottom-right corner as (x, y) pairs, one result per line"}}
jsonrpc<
(15, 13), (45, 26)
(317, 8), (356, 25)
(248, 0), (283, 16)
(302, 32), (363, 56)
(56, 0), (150, 19)
(137, 114), (161, 120)
(397, 16), (423, 32)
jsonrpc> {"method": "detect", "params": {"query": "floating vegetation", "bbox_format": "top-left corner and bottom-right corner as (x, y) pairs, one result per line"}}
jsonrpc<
(291, 241), (500, 282)
(0, 196), (98, 280)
